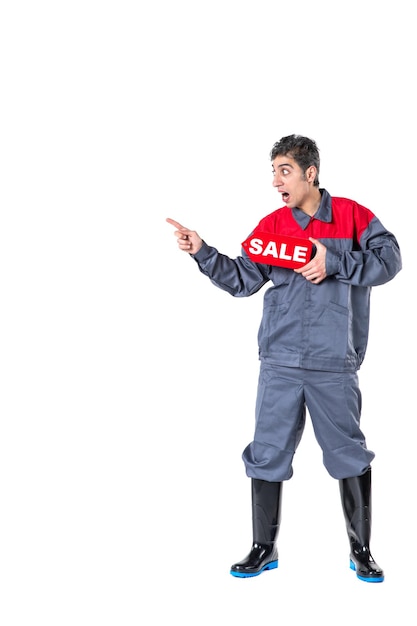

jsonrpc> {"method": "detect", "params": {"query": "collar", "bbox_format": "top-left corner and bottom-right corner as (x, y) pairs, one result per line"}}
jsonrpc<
(291, 189), (332, 230)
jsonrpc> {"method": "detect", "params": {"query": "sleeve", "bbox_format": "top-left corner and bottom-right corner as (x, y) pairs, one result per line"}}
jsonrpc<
(191, 241), (270, 297)
(325, 205), (402, 287)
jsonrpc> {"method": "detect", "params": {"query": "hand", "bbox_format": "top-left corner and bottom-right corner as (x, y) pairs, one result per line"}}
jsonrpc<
(166, 218), (203, 255)
(294, 237), (327, 284)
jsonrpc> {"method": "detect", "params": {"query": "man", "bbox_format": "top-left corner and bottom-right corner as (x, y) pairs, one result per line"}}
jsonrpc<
(166, 134), (402, 582)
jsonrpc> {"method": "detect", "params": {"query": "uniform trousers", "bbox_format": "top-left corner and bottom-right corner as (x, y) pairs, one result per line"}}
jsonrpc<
(242, 363), (375, 481)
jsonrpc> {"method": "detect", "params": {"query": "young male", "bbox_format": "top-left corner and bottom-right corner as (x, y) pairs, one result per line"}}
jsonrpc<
(166, 134), (402, 582)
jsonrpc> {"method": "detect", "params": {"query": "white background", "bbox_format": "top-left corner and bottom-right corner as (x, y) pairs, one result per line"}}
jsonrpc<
(0, 1), (415, 624)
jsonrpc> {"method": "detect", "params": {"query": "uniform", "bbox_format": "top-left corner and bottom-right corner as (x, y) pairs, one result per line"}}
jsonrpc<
(190, 188), (401, 581)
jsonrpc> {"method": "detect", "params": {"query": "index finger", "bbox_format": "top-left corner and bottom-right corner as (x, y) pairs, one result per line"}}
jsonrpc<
(293, 259), (313, 273)
(166, 217), (187, 230)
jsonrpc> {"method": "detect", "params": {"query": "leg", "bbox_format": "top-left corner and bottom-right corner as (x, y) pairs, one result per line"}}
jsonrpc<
(305, 371), (383, 581)
(304, 370), (374, 480)
(232, 365), (305, 578)
(242, 364), (306, 481)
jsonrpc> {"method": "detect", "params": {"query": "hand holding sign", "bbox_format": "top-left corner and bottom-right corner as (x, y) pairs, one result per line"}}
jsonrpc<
(294, 237), (327, 283)
(242, 231), (327, 283)
(242, 231), (313, 269)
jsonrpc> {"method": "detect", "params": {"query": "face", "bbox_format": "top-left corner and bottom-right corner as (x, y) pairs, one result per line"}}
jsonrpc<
(272, 154), (317, 210)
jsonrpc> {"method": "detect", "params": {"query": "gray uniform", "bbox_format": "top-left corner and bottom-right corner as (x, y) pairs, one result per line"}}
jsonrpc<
(192, 190), (402, 480)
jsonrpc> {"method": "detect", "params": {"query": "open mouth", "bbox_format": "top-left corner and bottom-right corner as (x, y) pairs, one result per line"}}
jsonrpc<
(281, 192), (290, 202)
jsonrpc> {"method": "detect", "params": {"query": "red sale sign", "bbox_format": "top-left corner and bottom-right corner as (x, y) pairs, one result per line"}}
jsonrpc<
(242, 231), (313, 269)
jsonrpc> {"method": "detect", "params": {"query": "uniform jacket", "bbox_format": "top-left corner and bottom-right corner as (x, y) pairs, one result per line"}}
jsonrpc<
(192, 189), (402, 372)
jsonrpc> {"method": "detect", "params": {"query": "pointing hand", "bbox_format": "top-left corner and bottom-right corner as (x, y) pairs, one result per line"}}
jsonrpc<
(166, 218), (203, 255)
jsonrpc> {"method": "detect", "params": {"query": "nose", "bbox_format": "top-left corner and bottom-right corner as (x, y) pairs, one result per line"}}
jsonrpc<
(272, 171), (281, 187)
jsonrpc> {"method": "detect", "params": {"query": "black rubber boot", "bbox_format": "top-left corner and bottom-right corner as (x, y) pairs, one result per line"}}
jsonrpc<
(230, 478), (282, 578)
(339, 467), (384, 583)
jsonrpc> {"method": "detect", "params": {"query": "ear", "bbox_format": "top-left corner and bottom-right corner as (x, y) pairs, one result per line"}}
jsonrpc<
(306, 166), (317, 183)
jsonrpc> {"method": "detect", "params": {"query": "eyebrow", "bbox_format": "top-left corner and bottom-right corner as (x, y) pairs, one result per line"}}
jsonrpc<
(272, 162), (293, 170)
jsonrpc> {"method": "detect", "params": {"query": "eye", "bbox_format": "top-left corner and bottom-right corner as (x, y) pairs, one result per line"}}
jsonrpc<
(282, 168), (290, 175)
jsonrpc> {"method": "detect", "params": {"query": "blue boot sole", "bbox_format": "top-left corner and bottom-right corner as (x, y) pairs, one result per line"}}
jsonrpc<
(350, 559), (384, 583)
(230, 560), (278, 578)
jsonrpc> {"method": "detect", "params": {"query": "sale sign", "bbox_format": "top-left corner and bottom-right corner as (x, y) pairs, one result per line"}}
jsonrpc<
(242, 231), (313, 269)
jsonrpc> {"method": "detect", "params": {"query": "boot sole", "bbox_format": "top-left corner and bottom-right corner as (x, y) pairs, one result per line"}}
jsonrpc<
(350, 559), (384, 583)
(230, 560), (278, 578)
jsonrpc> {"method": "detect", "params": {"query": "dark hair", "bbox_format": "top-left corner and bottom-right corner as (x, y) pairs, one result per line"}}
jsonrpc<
(270, 134), (320, 187)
